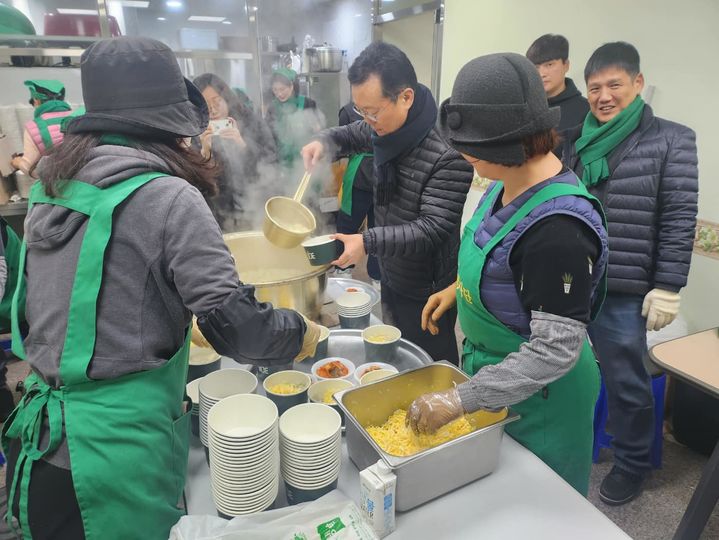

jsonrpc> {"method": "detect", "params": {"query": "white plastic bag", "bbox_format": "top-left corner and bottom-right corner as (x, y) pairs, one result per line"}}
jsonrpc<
(169, 491), (379, 540)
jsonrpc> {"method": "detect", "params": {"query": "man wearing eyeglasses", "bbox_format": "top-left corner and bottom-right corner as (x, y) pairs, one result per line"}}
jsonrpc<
(302, 42), (474, 365)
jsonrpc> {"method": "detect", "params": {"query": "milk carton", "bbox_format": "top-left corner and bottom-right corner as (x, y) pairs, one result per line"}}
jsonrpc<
(359, 460), (396, 538)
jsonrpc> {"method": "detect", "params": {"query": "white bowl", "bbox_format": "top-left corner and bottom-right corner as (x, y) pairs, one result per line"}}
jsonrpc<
(308, 379), (354, 405)
(311, 358), (356, 382)
(353, 362), (398, 384)
(186, 379), (201, 404)
(199, 368), (258, 400)
(263, 370), (312, 395)
(360, 369), (398, 385)
(283, 470), (341, 490)
(207, 394), (278, 439)
(336, 291), (371, 309)
(279, 403), (342, 444)
(280, 431), (341, 453)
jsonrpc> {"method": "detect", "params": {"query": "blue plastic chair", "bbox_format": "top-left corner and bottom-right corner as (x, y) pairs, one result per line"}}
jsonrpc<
(592, 373), (666, 469)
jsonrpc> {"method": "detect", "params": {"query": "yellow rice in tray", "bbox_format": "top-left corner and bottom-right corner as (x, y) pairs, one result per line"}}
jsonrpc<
(366, 409), (474, 457)
(267, 383), (303, 395)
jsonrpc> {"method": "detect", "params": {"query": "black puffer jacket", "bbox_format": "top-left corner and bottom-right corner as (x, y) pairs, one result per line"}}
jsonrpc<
(561, 105), (698, 295)
(324, 120), (474, 300)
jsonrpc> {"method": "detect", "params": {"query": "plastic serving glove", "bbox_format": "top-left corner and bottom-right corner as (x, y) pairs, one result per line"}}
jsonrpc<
(406, 387), (465, 435)
(294, 315), (321, 362)
(642, 288), (680, 331)
(190, 316), (211, 348)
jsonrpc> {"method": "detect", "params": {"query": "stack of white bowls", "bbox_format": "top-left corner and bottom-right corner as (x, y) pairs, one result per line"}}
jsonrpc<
(336, 291), (372, 329)
(207, 394), (280, 516)
(199, 368), (258, 447)
(185, 379), (201, 437)
(279, 403), (343, 504)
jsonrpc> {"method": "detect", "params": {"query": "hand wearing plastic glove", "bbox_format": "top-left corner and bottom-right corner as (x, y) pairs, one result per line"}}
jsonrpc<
(294, 315), (321, 362)
(642, 288), (681, 331)
(190, 316), (211, 348)
(406, 387), (465, 435)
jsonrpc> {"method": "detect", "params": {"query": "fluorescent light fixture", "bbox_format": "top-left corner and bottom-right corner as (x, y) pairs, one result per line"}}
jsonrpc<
(157, 16), (167, 20)
(188, 15), (226, 22)
(221, 20), (232, 24)
(355, 13), (362, 17)
(56, 8), (98, 15)
(121, 1), (149, 7)
(166, 0), (183, 8)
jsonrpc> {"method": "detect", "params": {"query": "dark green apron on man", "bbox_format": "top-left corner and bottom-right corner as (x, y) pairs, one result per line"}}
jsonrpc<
(2, 172), (191, 539)
(340, 153), (372, 215)
(458, 182), (604, 495)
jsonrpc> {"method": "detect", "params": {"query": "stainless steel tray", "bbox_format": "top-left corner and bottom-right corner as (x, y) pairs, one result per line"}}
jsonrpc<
(335, 362), (520, 511)
(325, 277), (381, 307)
(294, 329), (433, 376)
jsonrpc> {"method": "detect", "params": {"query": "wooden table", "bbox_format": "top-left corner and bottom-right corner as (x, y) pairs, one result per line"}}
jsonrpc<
(650, 328), (719, 540)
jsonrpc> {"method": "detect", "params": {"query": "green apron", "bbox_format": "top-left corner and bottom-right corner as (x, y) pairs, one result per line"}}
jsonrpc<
(32, 100), (72, 150)
(0, 223), (23, 331)
(340, 153), (372, 215)
(3, 172), (191, 539)
(458, 182), (604, 496)
(274, 95), (306, 168)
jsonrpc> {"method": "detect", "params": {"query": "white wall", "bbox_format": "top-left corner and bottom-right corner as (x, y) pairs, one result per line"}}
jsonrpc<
(442, 0), (719, 331)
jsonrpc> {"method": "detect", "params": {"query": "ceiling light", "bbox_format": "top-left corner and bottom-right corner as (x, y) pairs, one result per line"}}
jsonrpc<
(121, 0), (149, 7)
(157, 16), (167, 20)
(221, 20), (232, 25)
(166, 0), (183, 8)
(188, 15), (225, 22)
(56, 8), (98, 15)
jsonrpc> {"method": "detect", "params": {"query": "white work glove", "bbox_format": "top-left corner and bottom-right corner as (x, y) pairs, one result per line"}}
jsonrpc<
(641, 288), (680, 331)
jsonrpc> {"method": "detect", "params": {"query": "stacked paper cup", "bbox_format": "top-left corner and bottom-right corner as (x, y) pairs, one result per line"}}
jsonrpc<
(207, 394), (280, 516)
(199, 369), (258, 447)
(279, 403), (343, 504)
(336, 291), (372, 329)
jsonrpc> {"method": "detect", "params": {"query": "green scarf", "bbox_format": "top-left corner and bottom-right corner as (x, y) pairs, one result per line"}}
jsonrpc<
(34, 99), (71, 118)
(576, 95), (645, 186)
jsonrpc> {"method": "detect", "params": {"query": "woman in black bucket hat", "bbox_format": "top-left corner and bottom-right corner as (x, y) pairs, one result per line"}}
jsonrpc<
(2, 37), (320, 540)
(406, 53), (609, 495)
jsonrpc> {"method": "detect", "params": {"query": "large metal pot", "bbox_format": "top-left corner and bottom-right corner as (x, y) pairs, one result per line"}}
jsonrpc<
(306, 46), (343, 72)
(223, 231), (329, 320)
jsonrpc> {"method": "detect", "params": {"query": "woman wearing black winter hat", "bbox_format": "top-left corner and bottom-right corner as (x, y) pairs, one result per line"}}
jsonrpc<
(406, 52), (609, 496)
(1, 37), (320, 540)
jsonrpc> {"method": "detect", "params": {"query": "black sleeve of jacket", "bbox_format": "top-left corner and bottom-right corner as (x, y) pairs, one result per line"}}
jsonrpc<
(654, 124), (699, 292)
(197, 286), (305, 366)
(320, 120), (374, 158)
(509, 215), (600, 324)
(363, 149), (474, 257)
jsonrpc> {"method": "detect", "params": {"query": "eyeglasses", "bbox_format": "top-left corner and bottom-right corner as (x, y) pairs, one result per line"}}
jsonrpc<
(353, 100), (393, 123)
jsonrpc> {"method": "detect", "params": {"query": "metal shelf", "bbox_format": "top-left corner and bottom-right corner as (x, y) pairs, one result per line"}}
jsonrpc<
(0, 46), (253, 61)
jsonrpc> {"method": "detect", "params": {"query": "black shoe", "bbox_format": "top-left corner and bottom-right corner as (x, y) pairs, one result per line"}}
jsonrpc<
(599, 466), (644, 506)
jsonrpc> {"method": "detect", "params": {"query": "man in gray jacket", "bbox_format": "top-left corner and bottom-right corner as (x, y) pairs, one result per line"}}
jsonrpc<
(562, 42), (699, 505)
(303, 42), (473, 364)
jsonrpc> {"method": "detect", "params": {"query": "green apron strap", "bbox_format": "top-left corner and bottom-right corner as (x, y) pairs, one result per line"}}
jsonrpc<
(340, 153), (372, 215)
(0, 223), (22, 329)
(34, 116), (54, 151)
(56, 173), (166, 385)
(483, 182), (594, 254)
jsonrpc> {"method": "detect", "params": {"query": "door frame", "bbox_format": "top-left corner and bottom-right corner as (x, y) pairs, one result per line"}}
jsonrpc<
(371, 0), (444, 102)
